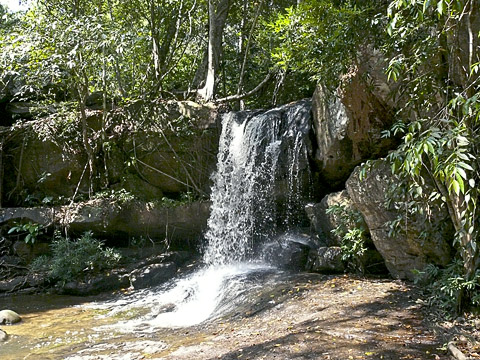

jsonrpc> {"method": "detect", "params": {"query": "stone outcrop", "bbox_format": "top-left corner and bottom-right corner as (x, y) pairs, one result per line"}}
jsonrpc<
(130, 262), (177, 289)
(346, 159), (453, 280)
(0, 200), (211, 248)
(312, 55), (397, 188)
(306, 247), (344, 274)
(61, 273), (130, 296)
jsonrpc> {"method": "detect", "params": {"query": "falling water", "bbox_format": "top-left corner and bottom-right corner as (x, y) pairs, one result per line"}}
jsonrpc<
(204, 99), (312, 265)
(89, 100), (313, 329)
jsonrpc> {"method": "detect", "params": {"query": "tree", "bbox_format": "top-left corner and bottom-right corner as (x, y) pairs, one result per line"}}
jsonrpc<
(197, 0), (231, 101)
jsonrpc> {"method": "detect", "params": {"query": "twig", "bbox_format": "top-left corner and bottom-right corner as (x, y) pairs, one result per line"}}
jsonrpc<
(216, 71), (273, 102)
(448, 341), (467, 360)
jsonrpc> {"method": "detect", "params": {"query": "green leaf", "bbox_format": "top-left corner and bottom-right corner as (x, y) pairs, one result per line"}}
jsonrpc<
(437, 0), (444, 15)
(456, 167), (467, 180)
(451, 179), (460, 195)
(455, 173), (465, 194)
(7, 227), (17, 234)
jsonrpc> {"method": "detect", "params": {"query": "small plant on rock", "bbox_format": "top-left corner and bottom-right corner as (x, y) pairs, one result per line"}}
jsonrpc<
(326, 204), (369, 273)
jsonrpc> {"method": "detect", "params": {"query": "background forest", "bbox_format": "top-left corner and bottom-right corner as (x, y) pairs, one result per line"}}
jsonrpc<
(0, 0), (479, 314)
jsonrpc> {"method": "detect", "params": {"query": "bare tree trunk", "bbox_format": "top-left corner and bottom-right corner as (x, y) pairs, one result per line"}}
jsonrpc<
(197, 0), (231, 101)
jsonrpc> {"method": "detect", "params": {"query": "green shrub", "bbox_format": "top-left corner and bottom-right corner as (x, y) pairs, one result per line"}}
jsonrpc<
(413, 261), (480, 316)
(30, 231), (121, 284)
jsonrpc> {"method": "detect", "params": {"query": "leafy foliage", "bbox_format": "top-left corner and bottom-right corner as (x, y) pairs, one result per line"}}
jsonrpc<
(7, 222), (44, 244)
(414, 261), (480, 315)
(383, 0), (480, 311)
(326, 204), (369, 273)
(31, 231), (121, 284)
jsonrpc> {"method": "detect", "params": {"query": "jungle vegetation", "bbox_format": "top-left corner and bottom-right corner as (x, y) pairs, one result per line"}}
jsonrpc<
(0, 0), (479, 312)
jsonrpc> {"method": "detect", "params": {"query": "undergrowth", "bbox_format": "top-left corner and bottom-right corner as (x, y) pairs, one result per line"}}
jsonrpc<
(30, 231), (121, 284)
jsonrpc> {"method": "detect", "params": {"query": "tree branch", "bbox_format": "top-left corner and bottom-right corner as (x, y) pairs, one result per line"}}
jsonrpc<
(216, 71), (273, 102)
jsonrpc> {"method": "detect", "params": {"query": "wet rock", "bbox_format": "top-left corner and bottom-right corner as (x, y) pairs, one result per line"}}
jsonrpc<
(306, 246), (345, 274)
(61, 273), (130, 296)
(346, 159), (453, 280)
(130, 262), (177, 289)
(261, 239), (310, 271)
(0, 329), (7, 341)
(0, 309), (21, 324)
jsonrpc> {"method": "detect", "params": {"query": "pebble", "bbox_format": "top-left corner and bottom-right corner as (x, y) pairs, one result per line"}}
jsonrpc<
(0, 329), (7, 341)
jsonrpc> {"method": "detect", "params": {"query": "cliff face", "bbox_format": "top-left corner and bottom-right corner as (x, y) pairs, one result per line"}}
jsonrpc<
(0, 100), (219, 208)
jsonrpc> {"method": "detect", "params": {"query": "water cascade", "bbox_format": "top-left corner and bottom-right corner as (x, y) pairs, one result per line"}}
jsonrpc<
(93, 100), (313, 329)
(204, 99), (312, 265)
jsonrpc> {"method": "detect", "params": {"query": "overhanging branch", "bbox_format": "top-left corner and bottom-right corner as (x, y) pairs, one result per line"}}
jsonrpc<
(215, 71), (273, 102)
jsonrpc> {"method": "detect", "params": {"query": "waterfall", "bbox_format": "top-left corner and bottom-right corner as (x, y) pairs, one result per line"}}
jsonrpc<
(203, 99), (312, 265)
(92, 100), (313, 329)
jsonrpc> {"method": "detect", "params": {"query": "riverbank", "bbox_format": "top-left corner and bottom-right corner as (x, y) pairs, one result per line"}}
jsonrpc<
(1, 273), (476, 359)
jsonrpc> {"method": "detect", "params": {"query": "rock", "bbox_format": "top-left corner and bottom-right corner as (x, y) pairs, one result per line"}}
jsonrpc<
(13, 241), (50, 263)
(346, 159), (453, 280)
(0, 276), (26, 293)
(2, 100), (220, 205)
(3, 122), (87, 201)
(0, 200), (211, 249)
(130, 262), (177, 289)
(61, 273), (130, 296)
(312, 65), (397, 188)
(5, 102), (54, 120)
(110, 173), (163, 200)
(306, 247), (345, 274)
(0, 309), (21, 324)
(305, 190), (366, 247)
(261, 235), (311, 271)
(0, 329), (7, 341)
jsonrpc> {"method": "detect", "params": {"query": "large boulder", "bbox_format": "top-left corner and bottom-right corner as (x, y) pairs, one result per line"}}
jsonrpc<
(306, 246), (345, 274)
(346, 159), (453, 280)
(129, 262), (177, 289)
(312, 62), (397, 188)
(1, 100), (219, 206)
(61, 273), (130, 296)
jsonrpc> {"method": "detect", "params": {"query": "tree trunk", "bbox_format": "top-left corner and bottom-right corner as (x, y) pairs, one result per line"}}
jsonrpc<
(197, 0), (231, 101)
